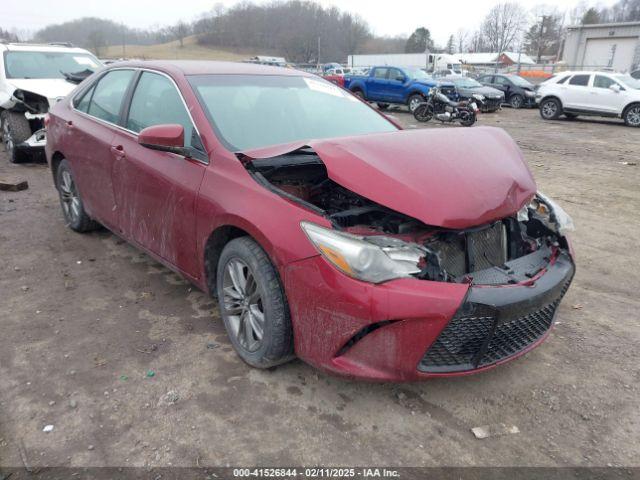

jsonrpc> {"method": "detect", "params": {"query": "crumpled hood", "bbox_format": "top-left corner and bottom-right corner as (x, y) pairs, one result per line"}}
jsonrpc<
(7, 78), (77, 102)
(243, 127), (537, 229)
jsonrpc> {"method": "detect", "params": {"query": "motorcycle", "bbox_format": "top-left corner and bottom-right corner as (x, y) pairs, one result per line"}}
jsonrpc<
(413, 87), (482, 127)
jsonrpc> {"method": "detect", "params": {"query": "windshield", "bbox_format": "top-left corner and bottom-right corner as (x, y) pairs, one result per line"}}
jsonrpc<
(4, 51), (101, 79)
(508, 75), (533, 87)
(189, 74), (398, 151)
(614, 74), (640, 89)
(405, 68), (430, 80)
(453, 78), (482, 88)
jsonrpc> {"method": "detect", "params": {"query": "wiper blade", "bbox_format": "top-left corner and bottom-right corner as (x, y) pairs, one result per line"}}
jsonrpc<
(60, 69), (94, 84)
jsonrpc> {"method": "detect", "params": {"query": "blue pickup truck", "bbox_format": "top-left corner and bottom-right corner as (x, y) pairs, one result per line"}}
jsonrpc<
(344, 66), (457, 112)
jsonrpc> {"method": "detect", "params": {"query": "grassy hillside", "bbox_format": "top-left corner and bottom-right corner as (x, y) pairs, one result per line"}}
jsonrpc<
(102, 35), (254, 61)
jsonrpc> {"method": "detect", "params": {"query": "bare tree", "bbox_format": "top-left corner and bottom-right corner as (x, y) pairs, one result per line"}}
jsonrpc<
(481, 3), (528, 54)
(172, 20), (190, 47)
(455, 29), (469, 53)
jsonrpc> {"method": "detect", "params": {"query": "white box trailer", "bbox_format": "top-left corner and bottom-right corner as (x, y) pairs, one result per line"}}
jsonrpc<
(347, 53), (461, 71)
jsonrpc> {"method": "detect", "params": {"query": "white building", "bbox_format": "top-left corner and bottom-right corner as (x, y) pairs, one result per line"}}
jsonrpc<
(562, 21), (640, 72)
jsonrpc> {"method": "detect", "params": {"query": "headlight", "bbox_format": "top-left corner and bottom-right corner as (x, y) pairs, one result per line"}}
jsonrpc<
(518, 192), (575, 235)
(301, 222), (425, 283)
(524, 90), (536, 97)
(472, 93), (485, 101)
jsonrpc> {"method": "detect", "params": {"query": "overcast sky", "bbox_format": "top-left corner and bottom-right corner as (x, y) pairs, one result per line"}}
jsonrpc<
(5, 0), (617, 45)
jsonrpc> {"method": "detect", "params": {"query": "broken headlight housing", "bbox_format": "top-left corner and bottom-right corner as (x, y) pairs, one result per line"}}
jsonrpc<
(301, 222), (425, 283)
(518, 192), (575, 236)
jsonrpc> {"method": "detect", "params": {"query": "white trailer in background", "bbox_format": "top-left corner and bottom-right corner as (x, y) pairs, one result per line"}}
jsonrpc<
(347, 53), (462, 72)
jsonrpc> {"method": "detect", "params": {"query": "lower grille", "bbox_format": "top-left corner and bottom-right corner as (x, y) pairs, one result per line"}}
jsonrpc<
(418, 273), (572, 373)
(482, 98), (502, 111)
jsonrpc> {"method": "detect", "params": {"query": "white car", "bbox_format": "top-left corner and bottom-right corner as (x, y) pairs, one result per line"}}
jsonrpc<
(537, 70), (640, 127)
(0, 43), (102, 162)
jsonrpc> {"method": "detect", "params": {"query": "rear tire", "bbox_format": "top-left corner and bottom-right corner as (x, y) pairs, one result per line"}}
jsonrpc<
(216, 237), (294, 369)
(623, 104), (640, 127)
(1, 111), (31, 163)
(539, 98), (562, 120)
(351, 89), (365, 100)
(55, 159), (99, 232)
(413, 103), (433, 122)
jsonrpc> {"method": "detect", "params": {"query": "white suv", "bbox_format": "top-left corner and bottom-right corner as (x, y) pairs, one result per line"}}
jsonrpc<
(0, 43), (102, 162)
(537, 71), (640, 127)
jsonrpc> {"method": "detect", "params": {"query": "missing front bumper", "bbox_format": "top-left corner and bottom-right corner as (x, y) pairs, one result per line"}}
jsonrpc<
(418, 251), (575, 373)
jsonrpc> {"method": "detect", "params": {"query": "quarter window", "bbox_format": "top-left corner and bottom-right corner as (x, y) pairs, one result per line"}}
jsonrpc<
(126, 71), (200, 149)
(86, 70), (135, 123)
(569, 74), (590, 86)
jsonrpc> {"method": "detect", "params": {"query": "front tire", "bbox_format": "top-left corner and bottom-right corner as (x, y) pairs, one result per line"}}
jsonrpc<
(509, 94), (524, 109)
(55, 159), (99, 232)
(407, 94), (424, 112)
(1, 111), (31, 163)
(623, 104), (640, 127)
(216, 237), (294, 369)
(376, 103), (390, 110)
(459, 110), (476, 127)
(540, 98), (562, 120)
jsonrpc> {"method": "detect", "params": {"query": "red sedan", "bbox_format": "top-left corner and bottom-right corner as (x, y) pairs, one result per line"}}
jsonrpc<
(45, 61), (575, 381)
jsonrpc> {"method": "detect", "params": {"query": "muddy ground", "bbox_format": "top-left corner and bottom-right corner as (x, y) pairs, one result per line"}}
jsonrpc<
(0, 107), (639, 472)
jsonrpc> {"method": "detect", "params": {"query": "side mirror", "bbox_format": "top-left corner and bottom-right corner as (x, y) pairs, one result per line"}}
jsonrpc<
(138, 124), (190, 157)
(609, 84), (621, 93)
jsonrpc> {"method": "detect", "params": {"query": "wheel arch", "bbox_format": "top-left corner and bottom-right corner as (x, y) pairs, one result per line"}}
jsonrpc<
(540, 95), (563, 108)
(203, 219), (278, 297)
(50, 151), (66, 184)
(622, 101), (640, 118)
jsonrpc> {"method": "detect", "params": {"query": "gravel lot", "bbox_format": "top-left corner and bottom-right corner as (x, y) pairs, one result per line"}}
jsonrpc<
(0, 107), (639, 471)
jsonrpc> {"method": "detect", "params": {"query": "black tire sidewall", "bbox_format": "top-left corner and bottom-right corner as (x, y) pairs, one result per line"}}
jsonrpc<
(216, 237), (292, 368)
(624, 105), (640, 127)
(1, 111), (30, 163)
(510, 94), (524, 109)
(56, 159), (88, 231)
(540, 99), (561, 120)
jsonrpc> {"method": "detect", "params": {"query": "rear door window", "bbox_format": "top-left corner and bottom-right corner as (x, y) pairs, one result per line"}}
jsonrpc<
(568, 74), (590, 86)
(86, 70), (135, 124)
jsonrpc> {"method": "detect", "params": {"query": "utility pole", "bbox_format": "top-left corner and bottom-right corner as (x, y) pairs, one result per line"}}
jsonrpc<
(121, 22), (126, 59)
(317, 36), (321, 72)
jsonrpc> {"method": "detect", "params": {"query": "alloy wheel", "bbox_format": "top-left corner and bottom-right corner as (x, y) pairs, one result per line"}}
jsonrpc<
(59, 170), (81, 224)
(542, 101), (557, 119)
(511, 95), (523, 109)
(409, 96), (422, 112)
(626, 106), (640, 127)
(222, 258), (265, 353)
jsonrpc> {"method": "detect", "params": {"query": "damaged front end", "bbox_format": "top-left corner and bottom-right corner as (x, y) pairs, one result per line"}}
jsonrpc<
(242, 138), (575, 376)
(1, 88), (51, 155)
(244, 147), (573, 287)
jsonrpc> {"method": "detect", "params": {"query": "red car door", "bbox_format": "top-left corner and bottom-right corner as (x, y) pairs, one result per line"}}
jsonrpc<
(111, 70), (207, 278)
(66, 69), (136, 228)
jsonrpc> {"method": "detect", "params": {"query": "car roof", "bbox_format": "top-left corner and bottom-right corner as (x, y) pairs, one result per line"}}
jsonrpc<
(109, 60), (312, 77)
(0, 43), (92, 54)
